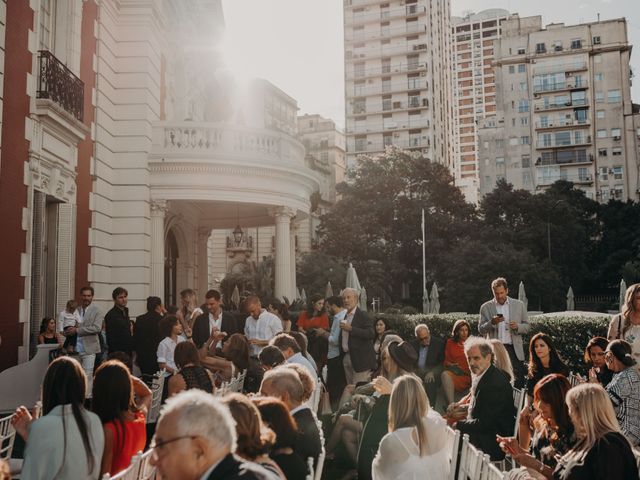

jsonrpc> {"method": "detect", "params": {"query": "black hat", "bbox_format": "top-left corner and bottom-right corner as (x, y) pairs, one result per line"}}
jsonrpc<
(388, 341), (418, 373)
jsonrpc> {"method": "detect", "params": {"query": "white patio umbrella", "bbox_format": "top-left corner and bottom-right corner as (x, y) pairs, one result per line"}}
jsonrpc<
(422, 286), (430, 314)
(296, 287), (302, 301)
(301, 288), (307, 304)
(231, 285), (240, 310)
(566, 286), (575, 311)
(620, 278), (627, 312)
(518, 281), (528, 311)
(345, 263), (362, 291)
(325, 281), (334, 298)
(429, 282), (440, 314)
(359, 286), (368, 311)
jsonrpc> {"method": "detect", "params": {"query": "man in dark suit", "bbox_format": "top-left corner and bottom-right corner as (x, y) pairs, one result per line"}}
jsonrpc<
(410, 323), (445, 406)
(104, 286), (133, 364)
(192, 289), (237, 354)
(260, 367), (323, 469)
(133, 296), (165, 376)
(151, 390), (274, 480)
(339, 287), (376, 385)
(455, 337), (516, 460)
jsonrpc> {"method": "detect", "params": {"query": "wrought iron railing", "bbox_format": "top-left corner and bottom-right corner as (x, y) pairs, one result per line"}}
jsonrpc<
(37, 50), (84, 122)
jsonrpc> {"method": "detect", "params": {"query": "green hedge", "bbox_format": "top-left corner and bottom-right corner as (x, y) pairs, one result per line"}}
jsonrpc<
(375, 313), (610, 375)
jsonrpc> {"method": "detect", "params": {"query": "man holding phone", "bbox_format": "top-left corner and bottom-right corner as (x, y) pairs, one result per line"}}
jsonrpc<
(479, 277), (529, 387)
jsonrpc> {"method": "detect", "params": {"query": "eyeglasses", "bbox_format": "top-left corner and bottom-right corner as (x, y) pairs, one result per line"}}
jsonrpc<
(150, 435), (197, 456)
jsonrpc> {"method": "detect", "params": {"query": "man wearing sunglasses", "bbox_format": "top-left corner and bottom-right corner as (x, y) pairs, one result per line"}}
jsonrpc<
(150, 390), (276, 479)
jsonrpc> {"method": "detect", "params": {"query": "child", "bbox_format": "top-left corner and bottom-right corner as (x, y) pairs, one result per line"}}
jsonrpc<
(58, 300), (79, 353)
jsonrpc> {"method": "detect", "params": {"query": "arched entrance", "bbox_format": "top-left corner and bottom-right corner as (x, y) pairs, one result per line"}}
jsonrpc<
(164, 228), (179, 306)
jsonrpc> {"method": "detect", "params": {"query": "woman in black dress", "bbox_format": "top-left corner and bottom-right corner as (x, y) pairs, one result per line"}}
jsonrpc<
(37, 317), (63, 346)
(167, 341), (214, 396)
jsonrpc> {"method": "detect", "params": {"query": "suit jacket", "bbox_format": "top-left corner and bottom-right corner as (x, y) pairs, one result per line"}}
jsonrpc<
(457, 364), (516, 460)
(76, 304), (104, 355)
(339, 307), (377, 373)
(410, 336), (445, 375)
(105, 305), (132, 353)
(292, 407), (322, 468)
(206, 453), (277, 480)
(133, 311), (163, 376)
(478, 296), (529, 360)
(192, 310), (238, 349)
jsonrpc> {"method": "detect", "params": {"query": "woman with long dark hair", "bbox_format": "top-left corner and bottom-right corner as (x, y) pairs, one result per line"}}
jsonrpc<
(37, 317), (63, 346)
(441, 319), (472, 406)
(11, 356), (104, 479)
(92, 360), (151, 475)
(167, 341), (215, 396)
(583, 336), (613, 387)
(296, 294), (329, 369)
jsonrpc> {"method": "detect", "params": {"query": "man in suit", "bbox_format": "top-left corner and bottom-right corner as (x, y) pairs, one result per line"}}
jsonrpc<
(151, 390), (274, 480)
(479, 277), (529, 388)
(192, 289), (237, 355)
(64, 286), (104, 396)
(133, 296), (165, 377)
(104, 286), (132, 366)
(455, 337), (516, 460)
(260, 366), (323, 469)
(410, 323), (445, 406)
(339, 287), (376, 385)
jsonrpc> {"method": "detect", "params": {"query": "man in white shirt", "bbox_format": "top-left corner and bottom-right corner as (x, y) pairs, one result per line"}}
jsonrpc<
(244, 295), (282, 357)
(270, 333), (317, 379)
(478, 277), (529, 387)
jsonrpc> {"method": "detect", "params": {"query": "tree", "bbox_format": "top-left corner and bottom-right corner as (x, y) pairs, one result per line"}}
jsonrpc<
(296, 252), (346, 298)
(317, 147), (476, 304)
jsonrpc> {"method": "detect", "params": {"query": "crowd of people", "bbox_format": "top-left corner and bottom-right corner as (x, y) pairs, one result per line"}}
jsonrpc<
(2, 280), (640, 479)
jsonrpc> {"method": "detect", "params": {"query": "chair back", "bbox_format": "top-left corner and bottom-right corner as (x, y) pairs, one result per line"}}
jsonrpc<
(568, 372), (582, 388)
(457, 434), (484, 480)
(0, 414), (16, 461)
(305, 457), (315, 480)
(137, 449), (156, 480)
(147, 370), (165, 424)
(314, 448), (326, 480)
(101, 452), (141, 480)
(481, 453), (507, 480)
(446, 426), (461, 480)
(512, 387), (526, 437)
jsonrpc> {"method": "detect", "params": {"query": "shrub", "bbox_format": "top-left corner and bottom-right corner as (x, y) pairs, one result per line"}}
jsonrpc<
(374, 312), (610, 375)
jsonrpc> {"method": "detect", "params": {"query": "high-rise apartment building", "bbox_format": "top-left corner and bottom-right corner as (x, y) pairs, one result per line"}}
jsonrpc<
(478, 16), (639, 202)
(451, 9), (512, 203)
(343, 0), (454, 170)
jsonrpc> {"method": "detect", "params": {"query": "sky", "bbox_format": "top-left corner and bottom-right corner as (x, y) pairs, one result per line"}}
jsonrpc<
(221, 0), (640, 129)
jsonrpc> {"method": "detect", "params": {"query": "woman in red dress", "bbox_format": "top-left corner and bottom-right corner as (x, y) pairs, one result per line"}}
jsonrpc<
(296, 294), (330, 368)
(92, 360), (152, 476)
(441, 319), (472, 406)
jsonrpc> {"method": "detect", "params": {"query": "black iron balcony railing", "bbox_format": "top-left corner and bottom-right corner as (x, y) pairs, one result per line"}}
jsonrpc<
(37, 50), (84, 122)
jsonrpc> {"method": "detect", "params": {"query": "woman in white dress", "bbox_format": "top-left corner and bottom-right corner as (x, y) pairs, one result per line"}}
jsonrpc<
(372, 374), (450, 480)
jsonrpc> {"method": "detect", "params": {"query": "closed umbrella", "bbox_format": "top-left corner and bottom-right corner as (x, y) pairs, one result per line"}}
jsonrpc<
(301, 288), (307, 304)
(620, 278), (627, 312)
(325, 281), (334, 299)
(345, 263), (362, 291)
(231, 285), (240, 310)
(429, 283), (440, 314)
(359, 286), (368, 311)
(518, 281), (528, 311)
(566, 286), (575, 311)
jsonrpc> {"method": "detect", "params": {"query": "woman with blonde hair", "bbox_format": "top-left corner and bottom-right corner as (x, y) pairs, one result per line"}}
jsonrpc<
(490, 338), (515, 385)
(553, 383), (638, 480)
(608, 283), (640, 366)
(372, 374), (449, 480)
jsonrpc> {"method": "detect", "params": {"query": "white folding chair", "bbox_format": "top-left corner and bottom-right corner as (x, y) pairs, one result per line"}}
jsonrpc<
(457, 434), (484, 480)
(136, 449), (156, 480)
(568, 372), (582, 388)
(305, 457), (315, 480)
(0, 414), (16, 462)
(446, 426), (461, 480)
(147, 370), (165, 424)
(314, 448), (326, 480)
(482, 453), (507, 480)
(512, 387), (526, 437)
(101, 452), (141, 480)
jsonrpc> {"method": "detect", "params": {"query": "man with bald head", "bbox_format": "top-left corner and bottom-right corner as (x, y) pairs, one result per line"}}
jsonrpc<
(243, 295), (282, 357)
(260, 367), (323, 468)
(339, 287), (376, 385)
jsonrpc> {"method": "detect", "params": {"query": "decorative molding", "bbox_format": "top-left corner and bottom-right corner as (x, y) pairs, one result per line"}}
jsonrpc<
(268, 206), (297, 219)
(150, 199), (169, 215)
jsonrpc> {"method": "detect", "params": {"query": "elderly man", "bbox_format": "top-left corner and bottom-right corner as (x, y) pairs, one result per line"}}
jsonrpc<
(244, 295), (282, 357)
(260, 367), (323, 468)
(151, 390), (275, 479)
(270, 333), (316, 379)
(479, 277), (529, 388)
(409, 323), (445, 405)
(339, 287), (376, 385)
(454, 336), (515, 461)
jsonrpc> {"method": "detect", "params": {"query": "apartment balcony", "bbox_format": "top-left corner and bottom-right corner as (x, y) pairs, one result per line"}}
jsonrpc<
(533, 79), (589, 94)
(350, 138), (431, 154)
(535, 153), (594, 166)
(346, 23), (426, 43)
(346, 62), (426, 80)
(534, 118), (591, 130)
(347, 42), (428, 61)
(346, 119), (431, 134)
(345, 5), (426, 26)
(350, 80), (428, 97)
(536, 136), (592, 149)
(536, 173), (594, 187)
(533, 61), (588, 76)
(36, 50), (84, 122)
(348, 98), (429, 116)
(533, 98), (588, 112)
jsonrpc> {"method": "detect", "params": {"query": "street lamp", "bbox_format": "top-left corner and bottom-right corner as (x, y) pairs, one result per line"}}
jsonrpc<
(233, 204), (244, 246)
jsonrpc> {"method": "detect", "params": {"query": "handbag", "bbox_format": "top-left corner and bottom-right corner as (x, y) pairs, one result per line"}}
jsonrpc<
(319, 386), (332, 416)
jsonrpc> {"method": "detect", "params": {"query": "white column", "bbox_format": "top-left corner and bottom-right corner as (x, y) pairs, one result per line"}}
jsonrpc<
(269, 206), (296, 300)
(290, 222), (297, 299)
(150, 200), (168, 297)
(197, 227), (210, 297)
